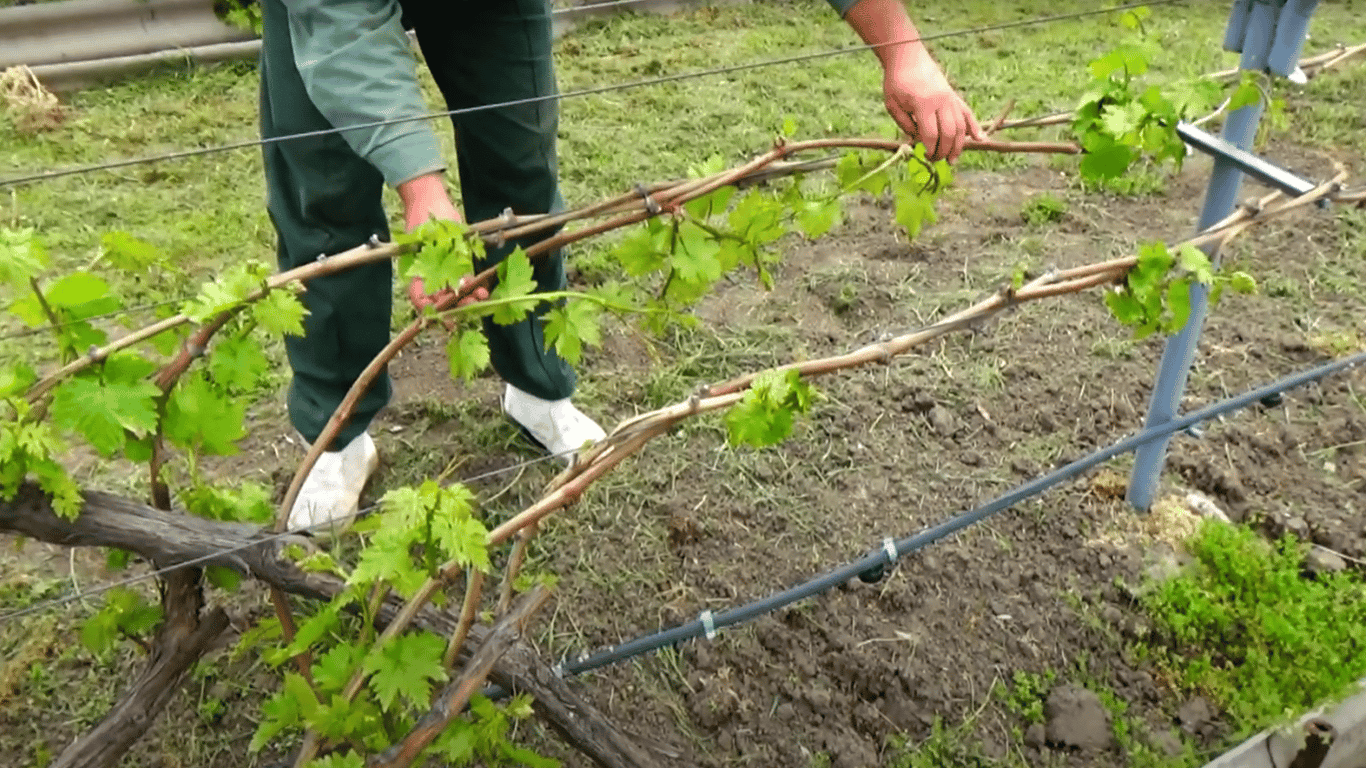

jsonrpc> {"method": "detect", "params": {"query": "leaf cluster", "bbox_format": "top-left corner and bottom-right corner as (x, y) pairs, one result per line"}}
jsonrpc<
(79, 587), (163, 655)
(1104, 242), (1256, 338)
(724, 369), (815, 448)
(1072, 8), (1231, 182)
(243, 478), (554, 765)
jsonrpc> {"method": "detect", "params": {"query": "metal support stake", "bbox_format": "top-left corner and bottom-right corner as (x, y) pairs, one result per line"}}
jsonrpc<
(1126, 0), (1309, 510)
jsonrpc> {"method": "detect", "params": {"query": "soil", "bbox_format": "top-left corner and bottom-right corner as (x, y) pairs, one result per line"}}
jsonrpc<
(4, 140), (1365, 768)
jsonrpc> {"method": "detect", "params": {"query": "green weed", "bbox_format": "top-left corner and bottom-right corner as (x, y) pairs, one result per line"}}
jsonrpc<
(885, 716), (1017, 768)
(1142, 521), (1366, 737)
(1020, 194), (1068, 226)
(1000, 669), (1056, 724)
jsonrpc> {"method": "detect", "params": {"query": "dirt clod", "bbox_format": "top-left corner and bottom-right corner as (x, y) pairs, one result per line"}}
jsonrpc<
(1044, 685), (1115, 751)
(1304, 547), (1348, 576)
(1177, 696), (1218, 738)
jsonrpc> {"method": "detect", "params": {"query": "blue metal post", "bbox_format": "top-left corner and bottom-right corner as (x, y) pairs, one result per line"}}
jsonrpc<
(1126, 0), (1305, 510)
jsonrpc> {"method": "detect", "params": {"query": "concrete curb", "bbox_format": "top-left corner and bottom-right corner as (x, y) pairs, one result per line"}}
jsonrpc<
(1201, 681), (1366, 768)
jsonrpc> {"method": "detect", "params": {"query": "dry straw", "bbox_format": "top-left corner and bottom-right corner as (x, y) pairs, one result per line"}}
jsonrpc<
(0, 65), (67, 133)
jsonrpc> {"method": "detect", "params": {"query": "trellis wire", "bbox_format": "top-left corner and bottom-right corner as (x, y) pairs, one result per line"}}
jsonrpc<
(0, 0), (1185, 188)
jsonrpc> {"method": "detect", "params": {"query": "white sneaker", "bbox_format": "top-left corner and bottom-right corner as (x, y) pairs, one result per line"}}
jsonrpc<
(287, 432), (379, 535)
(502, 384), (606, 466)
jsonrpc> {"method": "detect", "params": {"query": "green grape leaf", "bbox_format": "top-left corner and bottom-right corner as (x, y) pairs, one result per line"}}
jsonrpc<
(80, 604), (122, 654)
(163, 373), (247, 456)
(543, 299), (602, 367)
(0, 227), (49, 289)
(835, 151), (892, 196)
(50, 377), (161, 456)
(795, 198), (842, 239)
(275, 601), (343, 661)
(0, 363), (36, 397)
(44, 273), (113, 309)
(433, 722), (478, 763)
(683, 185), (736, 220)
(312, 695), (379, 744)
(180, 480), (274, 523)
(380, 481), (490, 573)
(311, 643), (364, 696)
(349, 534), (427, 596)
(106, 548), (133, 570)
(1119, 5), (1150, 30)
(500, 744), (561, 768)
(1228, 76), (1263, 111)
(205, 565), (242, 592)
(729, 191), (786, 245)
(80, 587), (162, 654)
(400, 218), (481, 294)
(724, 369), (815, 448)
(1164, 279), (1193, 332)
(1228, 271), (1257, 294)
(101, 231), (161, 270)
(1176, 243), (1214, 283)
(489, 248), (539, 326)
(250, 673), (313, 752)
(254, 290), (308, 336)
(1100, 101), (1148, 138)
(362, 631), (449, 712)
(892, 179), (937, 239)
(184, 262), (271, 322)
(1079, 134), (1136, 180)
(1167, 78), (1224, 118)
(101, 354), (158, 384)
(614, 220), (671, 276)
(209, 335), (269, 392)
(1104, 289), (1146, 326)
(671, 222), (723, 288)
(30, 458), (82, 519)
(447, 328), (491, 382)
(307, 751), (365, 768)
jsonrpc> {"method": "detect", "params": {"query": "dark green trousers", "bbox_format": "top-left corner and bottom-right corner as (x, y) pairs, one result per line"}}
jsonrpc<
(260, 0), (575, 450)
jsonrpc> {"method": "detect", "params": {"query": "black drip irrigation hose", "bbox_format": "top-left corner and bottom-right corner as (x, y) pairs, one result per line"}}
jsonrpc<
(480, 348), (1366, 693)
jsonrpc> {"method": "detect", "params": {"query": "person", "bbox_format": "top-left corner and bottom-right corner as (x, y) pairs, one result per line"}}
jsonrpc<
(262, 0), (982, 533)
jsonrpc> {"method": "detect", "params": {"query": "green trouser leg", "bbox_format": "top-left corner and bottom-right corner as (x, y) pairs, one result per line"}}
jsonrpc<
(400, 0), (577, 402)
(259, 0), (393, 450)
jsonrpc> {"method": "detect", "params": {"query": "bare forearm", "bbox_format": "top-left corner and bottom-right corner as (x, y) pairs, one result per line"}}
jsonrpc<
(840, 0), (981, 162)
(843, 0), (935, 73)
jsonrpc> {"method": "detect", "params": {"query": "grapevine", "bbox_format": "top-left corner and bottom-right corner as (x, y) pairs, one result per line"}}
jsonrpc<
(2, 10), (1364, 767)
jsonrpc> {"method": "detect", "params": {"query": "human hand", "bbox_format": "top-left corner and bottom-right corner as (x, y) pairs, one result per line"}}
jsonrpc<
(882, 56), (984, 164)
(397, 173), (489, 314)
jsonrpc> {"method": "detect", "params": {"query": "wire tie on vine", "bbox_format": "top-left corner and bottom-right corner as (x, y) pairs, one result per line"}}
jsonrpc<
(187, 342), (207, 359)
(86, 344), (100, 361)
(634, 183), (661, 215)
(314, 252), (328, 263)
(367, 233), (382, 248)
(699, 609), (717, 641)
(688, 385), (708, 413)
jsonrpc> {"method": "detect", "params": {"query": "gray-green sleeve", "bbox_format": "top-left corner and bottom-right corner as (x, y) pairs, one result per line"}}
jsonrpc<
(826, 0), (860, 18)
(282, 0), (445, 187)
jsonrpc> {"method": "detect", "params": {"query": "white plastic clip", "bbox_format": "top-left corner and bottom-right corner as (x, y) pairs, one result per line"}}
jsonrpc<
(699, 609), (717, 641)
(882, 537), (898, 565)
